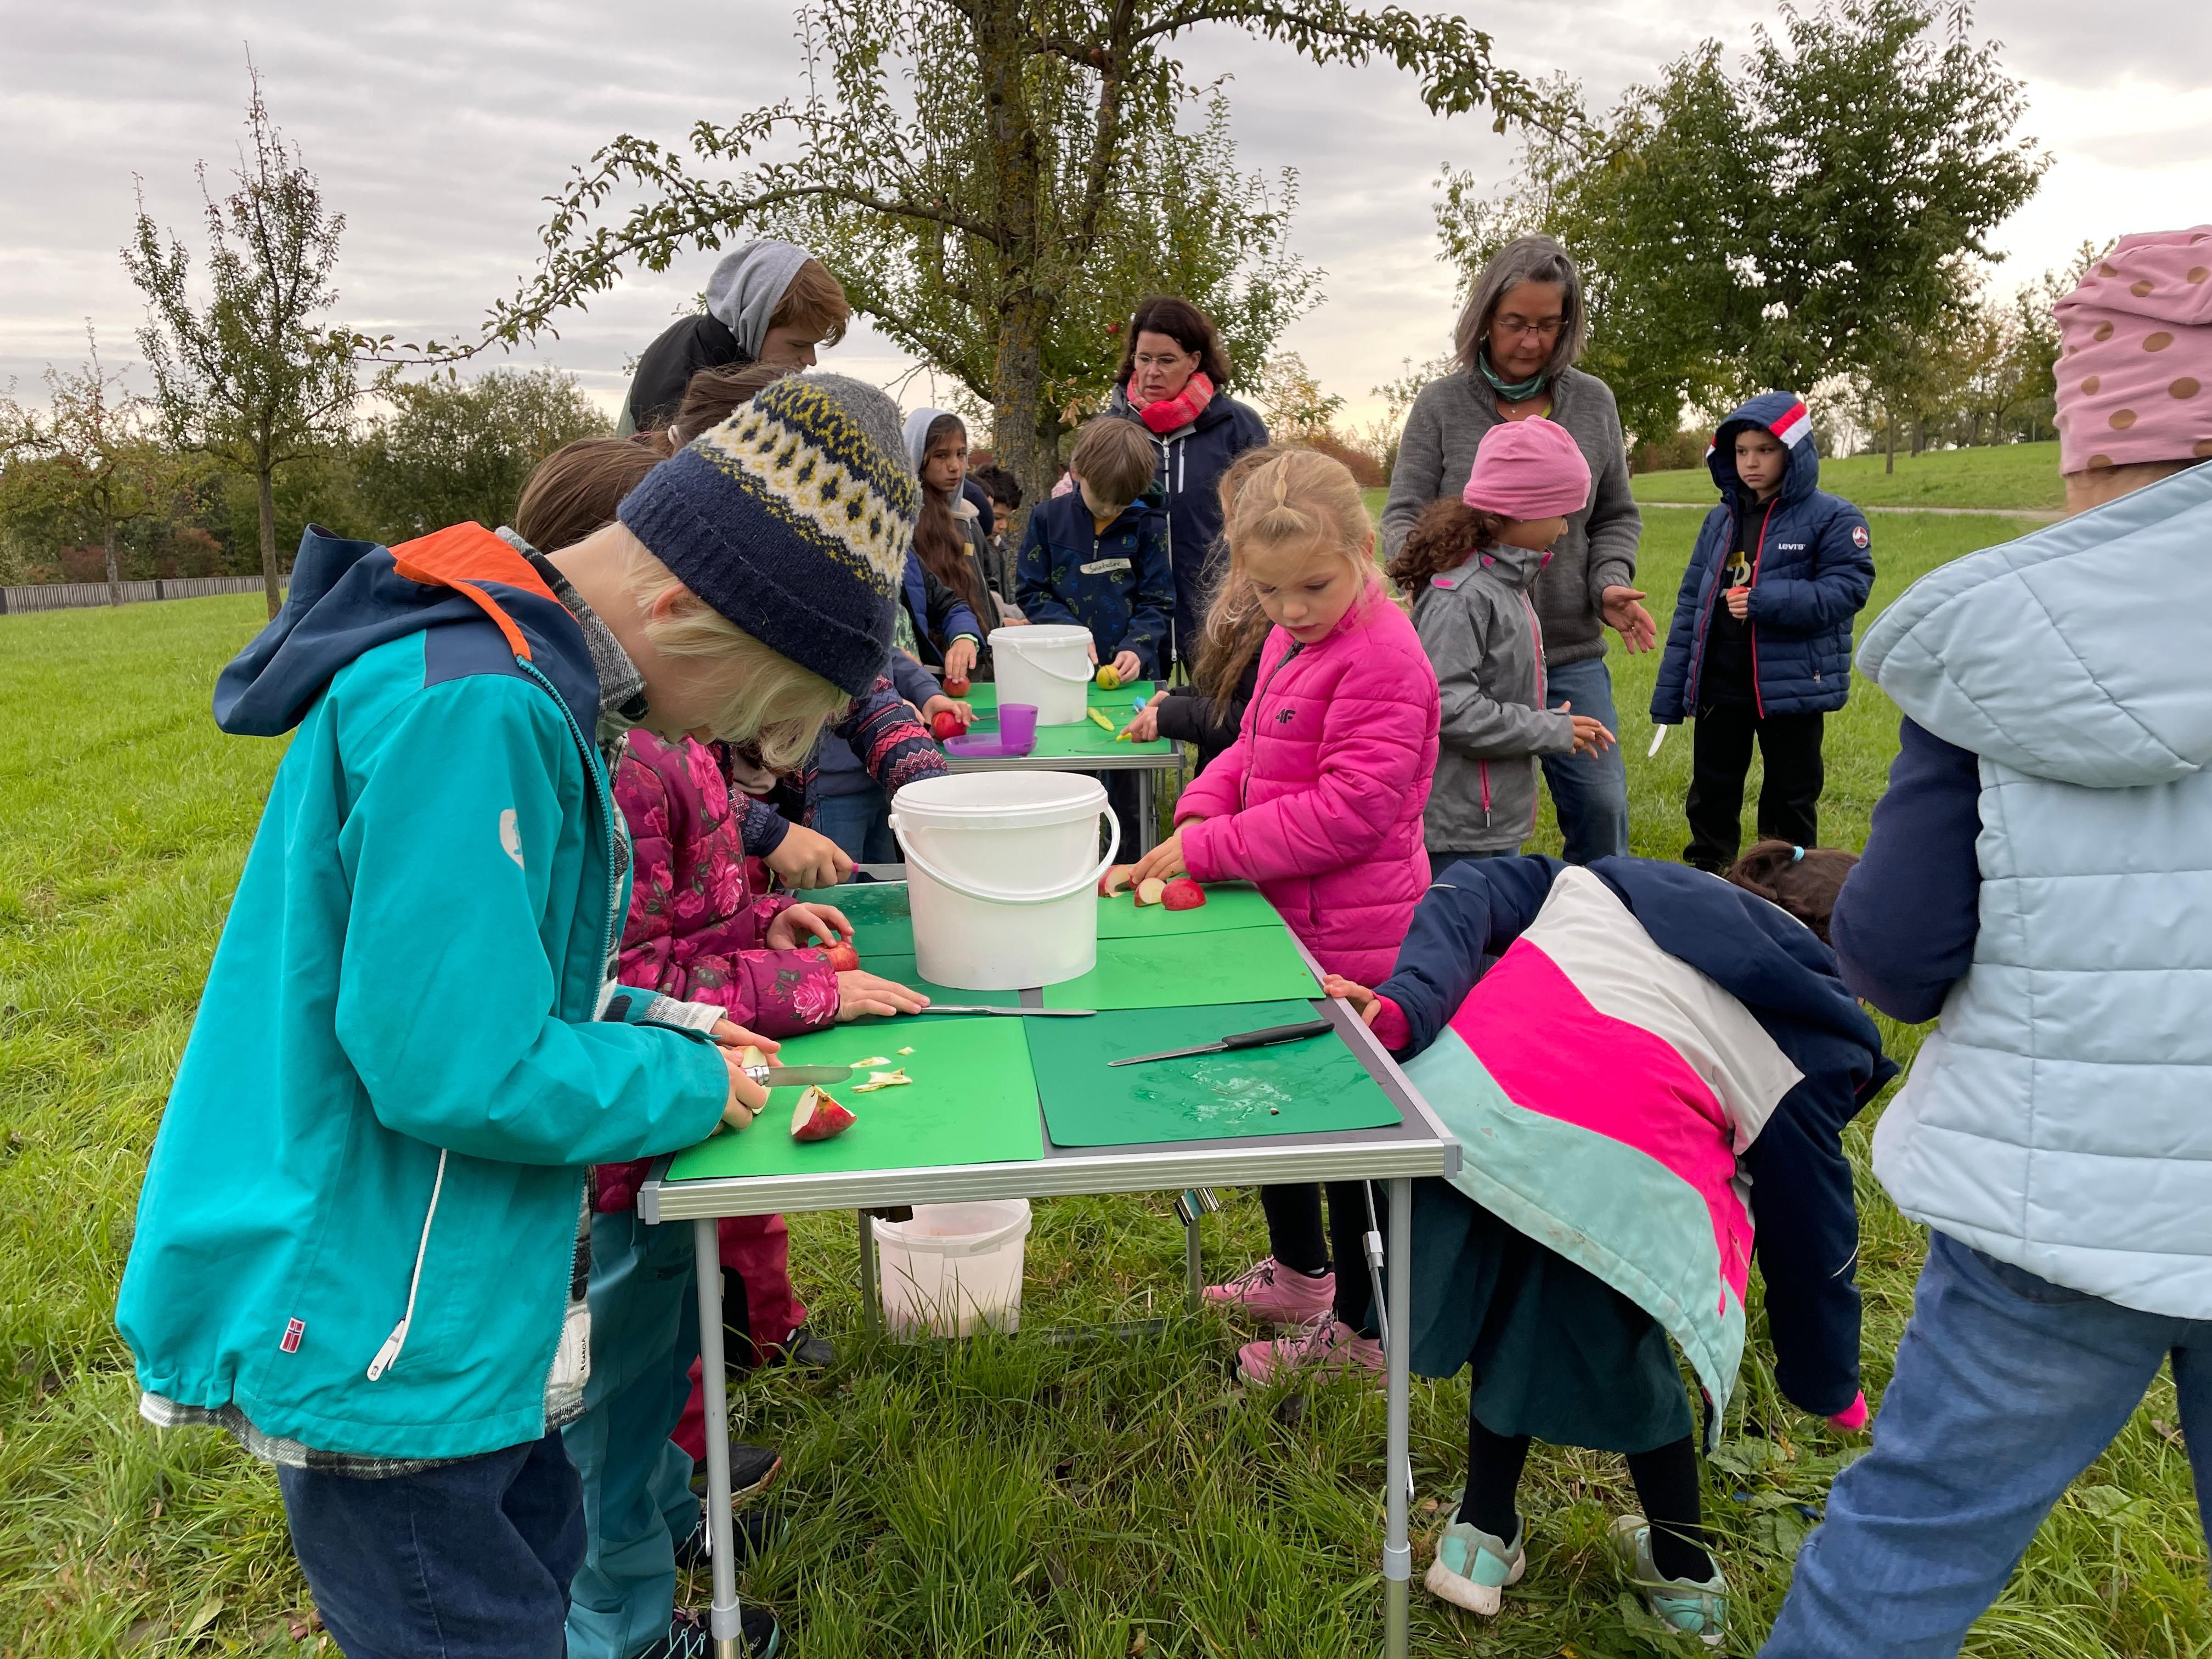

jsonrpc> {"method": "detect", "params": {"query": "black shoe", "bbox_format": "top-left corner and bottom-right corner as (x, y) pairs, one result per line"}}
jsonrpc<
(641, 1606), (780, 1658)
(673, 1503), (777, 1571)
(689, 1442), (782, 1502)
(774, 1323), (836, 1370)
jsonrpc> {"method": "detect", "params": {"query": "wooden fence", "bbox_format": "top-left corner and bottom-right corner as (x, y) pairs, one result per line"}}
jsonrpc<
(0, 575), (281, 616)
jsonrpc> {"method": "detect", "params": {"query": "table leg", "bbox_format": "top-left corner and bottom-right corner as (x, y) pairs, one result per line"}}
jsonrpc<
(1184, 1208), (1203, 1312)
(856, 1210), (879, 1336)
(1383, 1177), (1413, 1658)
(1136, 770), (1156, 854)
(691, 1219), (744, 1659)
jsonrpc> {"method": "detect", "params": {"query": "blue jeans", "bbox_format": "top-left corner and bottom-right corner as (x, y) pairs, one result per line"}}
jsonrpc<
(811, 787), (900, 865)
(1762, 1232), (2212, 1657)
(1539, 655), (1630, 864)
(564, 1211), (704, 1659)
(279, 1431), (585, 1659)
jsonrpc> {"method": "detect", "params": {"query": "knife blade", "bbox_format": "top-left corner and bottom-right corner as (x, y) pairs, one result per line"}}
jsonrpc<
(1108, 1019), (1335, 1068)
(741, 1064), (855, 1087)
(919, 1005), (1096, 1017)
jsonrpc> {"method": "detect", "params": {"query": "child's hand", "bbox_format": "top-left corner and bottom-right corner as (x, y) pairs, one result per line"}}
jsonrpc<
(763, 824), (853, 891)
(1321, 974), (1382, 1026)
(1601, 584), (1658, 652)
(1130, 830), (1187, 885)
(708, 1020), (778, 1132)
(943, 636), (979, 681)
(1725, 585), (1751, 619)
(1559, 701), (1616, 755)
(768, 902), (853, 951)
(837, 971), (931, 1021)
(1110, 650), (1143, 684)
(922, 693), (975, 726)
(1124, 690), (1170, 742)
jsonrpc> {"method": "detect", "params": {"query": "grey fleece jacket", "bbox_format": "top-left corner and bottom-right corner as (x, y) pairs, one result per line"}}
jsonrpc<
(1381, 366), (1641, 668)
(1413, 540), (1576, 855)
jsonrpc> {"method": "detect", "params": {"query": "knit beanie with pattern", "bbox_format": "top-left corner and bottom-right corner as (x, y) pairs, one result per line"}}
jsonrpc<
(618, 372), (918, 696)
(2053, 227), (2212, 474)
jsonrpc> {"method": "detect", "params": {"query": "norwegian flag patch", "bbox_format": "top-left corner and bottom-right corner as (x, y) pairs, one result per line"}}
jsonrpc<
(1851, 523), (1870, 549)
(280, 1318), (306, 1354)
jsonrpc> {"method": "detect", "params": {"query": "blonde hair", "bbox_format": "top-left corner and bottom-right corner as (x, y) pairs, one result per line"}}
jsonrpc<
(617, 535), (851, 769)
(1201, 449), (1375, 685)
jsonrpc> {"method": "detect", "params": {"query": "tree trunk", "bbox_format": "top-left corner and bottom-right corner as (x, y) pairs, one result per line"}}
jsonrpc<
(105, 521), (122, 608)
(1885, 410), (1895, 475)
(257, 460), (281, 618)
(972, 0), (1051, 552)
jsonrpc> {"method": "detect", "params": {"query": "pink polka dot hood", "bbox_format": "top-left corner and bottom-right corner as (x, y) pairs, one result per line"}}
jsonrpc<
(2053, 225), (2212, 473)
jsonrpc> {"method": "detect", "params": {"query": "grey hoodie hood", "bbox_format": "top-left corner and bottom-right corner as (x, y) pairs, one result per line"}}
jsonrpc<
(703, 240), (811, 359)
(1857, 462), (2212, 790)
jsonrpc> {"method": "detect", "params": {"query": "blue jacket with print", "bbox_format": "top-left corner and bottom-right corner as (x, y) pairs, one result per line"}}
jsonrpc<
(1015, 490), (1176, 677)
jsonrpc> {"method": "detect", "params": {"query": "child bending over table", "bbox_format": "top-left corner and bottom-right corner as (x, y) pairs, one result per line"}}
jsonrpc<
(1126, 447), (1441, 1381)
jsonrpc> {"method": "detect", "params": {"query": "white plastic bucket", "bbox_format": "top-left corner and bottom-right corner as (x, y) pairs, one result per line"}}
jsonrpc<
(890, 772), (1119, 990)
(990, 624), (1094, 726)
(875, 1199), (1032, 1338)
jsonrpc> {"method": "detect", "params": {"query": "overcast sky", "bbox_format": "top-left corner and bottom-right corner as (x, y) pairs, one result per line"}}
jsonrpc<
(3, 0), (2206, 429)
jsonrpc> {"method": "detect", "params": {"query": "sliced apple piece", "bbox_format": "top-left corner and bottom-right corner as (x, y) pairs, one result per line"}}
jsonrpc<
(1135, 877), (1166, 906)
(1161, 877), (1207, 911)
(1098, 864), (1136, 898)
(789, 1086), (857, 1142)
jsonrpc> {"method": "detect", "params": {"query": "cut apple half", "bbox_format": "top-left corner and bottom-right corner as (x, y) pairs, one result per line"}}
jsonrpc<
(789, 1086), (857, 1142)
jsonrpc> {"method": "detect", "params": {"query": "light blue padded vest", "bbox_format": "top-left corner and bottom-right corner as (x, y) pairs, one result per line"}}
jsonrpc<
(1860, 464), (2212, 1318)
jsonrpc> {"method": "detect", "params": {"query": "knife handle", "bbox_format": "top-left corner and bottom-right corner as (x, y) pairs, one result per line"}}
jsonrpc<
(1220, 1020), (1334, 1051)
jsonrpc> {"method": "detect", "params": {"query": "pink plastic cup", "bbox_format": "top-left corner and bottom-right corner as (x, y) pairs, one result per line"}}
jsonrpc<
(996, 702), (1039, 754)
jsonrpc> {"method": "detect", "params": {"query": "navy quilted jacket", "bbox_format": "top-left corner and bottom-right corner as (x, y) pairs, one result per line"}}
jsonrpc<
(1651, 392), (1875, 722)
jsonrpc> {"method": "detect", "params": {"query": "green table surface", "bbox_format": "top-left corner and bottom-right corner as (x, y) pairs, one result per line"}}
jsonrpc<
(1092, 882), (1283, 939)
(664, 1014), (1043, 1181)
(859, 952), (1022, 1008)
(956, 679), (1155, 716)
(1027, 999), (1403, 1148)
(950, 713), (1174, 763)
(1042, 923), (1321, 1010)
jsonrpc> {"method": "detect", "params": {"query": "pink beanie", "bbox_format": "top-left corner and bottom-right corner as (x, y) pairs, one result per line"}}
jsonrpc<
(1463, 416), (1593, 520)
(2053, 226), (2212, 473)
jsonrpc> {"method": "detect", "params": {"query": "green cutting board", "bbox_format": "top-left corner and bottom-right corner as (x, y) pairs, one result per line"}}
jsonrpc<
(1028, 1000), (1402, 1148)
(1092, 882), (1284, 939)
(1042, 923), (1321, 1009)
(957, 714), (1173, 762)
(791, 880), (913, 956)
(664, 1015), (1043, 1182)
(955, 679), (1154, 716)
(859, 953), (1022, 1008)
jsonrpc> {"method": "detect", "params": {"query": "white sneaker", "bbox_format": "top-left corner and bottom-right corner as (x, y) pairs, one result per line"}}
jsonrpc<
(1609, 1513), (1727, 1648)
(1423, 1496), (1525, 1616)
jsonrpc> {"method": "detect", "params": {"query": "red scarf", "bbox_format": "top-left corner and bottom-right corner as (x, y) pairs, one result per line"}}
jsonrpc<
(1136, 370), (1215, 435)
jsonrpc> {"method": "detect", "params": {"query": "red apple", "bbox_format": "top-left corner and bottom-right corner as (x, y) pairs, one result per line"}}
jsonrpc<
(931, 710), (968, 741)
(789, 1086), (857, 1142)
(1134, 877), (1166, 906)
(1161, 877), (1206, 911)
(944, 674), (970, 697)
(823, 941), (861, 973)
(1098, 864), (1135, 898)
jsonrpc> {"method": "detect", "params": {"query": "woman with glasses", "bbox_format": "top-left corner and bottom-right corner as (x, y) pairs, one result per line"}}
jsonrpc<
(1381, 235), (1652, 864)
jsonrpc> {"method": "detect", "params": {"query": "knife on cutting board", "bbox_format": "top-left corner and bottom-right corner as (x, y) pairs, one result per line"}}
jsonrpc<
(1108, 1019), (1335, 1067)
(740, 1064), (855, 1088)
(910, 1005), (1096, 1017)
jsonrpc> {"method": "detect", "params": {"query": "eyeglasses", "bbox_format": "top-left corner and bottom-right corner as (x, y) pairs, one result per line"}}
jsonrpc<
(1492, 315), (1565, 341)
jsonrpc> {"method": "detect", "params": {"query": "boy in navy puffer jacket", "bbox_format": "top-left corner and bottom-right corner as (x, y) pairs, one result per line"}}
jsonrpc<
(1650, 392), (1873, 870)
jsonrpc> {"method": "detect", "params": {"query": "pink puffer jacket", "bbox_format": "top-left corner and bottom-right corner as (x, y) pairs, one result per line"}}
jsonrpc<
(1176, 582), (1441, 983)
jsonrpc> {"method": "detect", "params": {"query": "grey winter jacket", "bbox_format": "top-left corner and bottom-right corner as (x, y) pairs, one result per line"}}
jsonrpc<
(1382, 367), (1641, 668)
(1413, 541), (1576, 855)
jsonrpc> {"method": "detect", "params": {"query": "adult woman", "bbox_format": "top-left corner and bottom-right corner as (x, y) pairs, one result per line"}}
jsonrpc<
(1107, 296), (1271, 669)
(1381, 235), (1653, 864)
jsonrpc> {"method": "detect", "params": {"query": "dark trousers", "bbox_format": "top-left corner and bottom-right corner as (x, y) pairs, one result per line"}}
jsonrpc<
(279, 1430), (585, 1659)
(1684, 702), (1824, 870)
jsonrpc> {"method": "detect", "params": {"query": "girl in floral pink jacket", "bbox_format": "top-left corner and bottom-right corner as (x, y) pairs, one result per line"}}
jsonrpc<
(1131, 448), (1441, 1381)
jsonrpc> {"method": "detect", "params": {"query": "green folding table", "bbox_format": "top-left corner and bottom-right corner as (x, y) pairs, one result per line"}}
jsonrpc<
(933, 681), (1183, 854)
(639, 876), (1459, 1659)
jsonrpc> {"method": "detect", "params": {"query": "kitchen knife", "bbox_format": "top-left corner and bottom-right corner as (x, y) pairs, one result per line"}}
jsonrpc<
(741, 1064), (856, 1087)
(1108, 1019), (1334, 1067)
(918, 1005), (1096, 1017)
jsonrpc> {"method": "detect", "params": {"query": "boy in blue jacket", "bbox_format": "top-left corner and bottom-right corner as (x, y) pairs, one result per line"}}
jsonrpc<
(116, 374), (918, 1659)
(1650, 393), (1874, 871)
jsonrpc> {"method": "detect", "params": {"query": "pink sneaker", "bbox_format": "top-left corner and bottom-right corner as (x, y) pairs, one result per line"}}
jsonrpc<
(1202, 1257), (1336, 1327)
(1237, 1319), (1384, 1385)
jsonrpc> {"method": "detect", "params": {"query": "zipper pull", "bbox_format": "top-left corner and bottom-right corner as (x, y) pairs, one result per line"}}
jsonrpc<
(366, 1318), (410, 1381)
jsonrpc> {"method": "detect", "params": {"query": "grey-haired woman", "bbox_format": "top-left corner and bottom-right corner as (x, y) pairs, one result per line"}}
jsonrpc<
(1380, 235), (1653, 864)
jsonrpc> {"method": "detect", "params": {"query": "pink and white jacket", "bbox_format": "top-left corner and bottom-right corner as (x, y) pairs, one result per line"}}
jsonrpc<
(1175, 581), (1441, 983)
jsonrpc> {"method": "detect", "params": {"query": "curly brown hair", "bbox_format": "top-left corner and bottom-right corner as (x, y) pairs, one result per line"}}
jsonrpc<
(1720, 840), (1859, 944)
(1384, 497), (1508, 592)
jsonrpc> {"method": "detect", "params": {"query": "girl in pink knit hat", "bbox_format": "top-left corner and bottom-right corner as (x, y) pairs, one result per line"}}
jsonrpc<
(1387, 417), (1615, 866)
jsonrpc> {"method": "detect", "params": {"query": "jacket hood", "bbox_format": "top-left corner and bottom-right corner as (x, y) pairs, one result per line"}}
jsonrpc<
(1709, 391), (1819, 509)
(214, 522), (601, 741)
(702, 239), (810, 359)
(1858, 462), (2212, 789)
(1471, 540), (1551, 590)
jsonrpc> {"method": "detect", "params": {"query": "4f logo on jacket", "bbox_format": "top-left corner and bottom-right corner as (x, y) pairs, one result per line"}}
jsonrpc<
(1277, 707), (1297, 724)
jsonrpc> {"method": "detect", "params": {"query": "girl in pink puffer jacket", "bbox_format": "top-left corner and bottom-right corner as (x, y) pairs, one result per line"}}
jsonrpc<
(1130, 448), (1440, 1378)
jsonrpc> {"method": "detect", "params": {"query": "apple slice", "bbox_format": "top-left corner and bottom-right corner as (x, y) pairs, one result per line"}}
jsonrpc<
(823, 940), (861, 973)
(789, 1086), (857, 1142)
(1098, 864), (1135, 898)
(1134, 877), (1166, 906)
(736, 1045), (769, 1069)
(1161, 877), (1206, 911)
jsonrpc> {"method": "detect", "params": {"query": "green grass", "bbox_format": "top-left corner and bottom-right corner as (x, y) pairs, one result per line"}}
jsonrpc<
(5, 563), (2205, 1658)
(1630, 441), (2066, 513)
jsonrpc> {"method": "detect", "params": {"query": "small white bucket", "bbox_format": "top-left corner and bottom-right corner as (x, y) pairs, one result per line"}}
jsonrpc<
(990, 624), (1094, 726)
(890, 772), (1119, 990)
(875, 1200), (1033, 1338)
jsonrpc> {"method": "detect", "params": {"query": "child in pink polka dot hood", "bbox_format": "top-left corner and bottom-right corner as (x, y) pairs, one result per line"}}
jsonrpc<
(2053, 224), (2212, 478)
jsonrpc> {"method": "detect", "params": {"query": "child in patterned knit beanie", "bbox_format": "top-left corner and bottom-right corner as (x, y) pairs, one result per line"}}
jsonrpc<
(117, 371), (917, 1659)
(1759, 228), (2212, 1658)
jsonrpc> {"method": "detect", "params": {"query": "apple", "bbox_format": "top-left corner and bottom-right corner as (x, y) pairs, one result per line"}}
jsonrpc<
(1134, 877), (1166, 906)
(931, 710), (968, 741)
(943, 674), (970, 697)
(1098, 864), (1135, 898)
(789, 1086), (857, 1142)
(1094, 664), (1121, 690)
(823, 940), (861, 973)
(1161, 877), (1206, 911)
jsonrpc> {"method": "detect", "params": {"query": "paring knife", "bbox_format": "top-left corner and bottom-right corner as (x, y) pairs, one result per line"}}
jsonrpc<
(1108, 1019), (1335, 1067)
(741, 1064), (855, 1087)
(918, 1005), (1096, 1018)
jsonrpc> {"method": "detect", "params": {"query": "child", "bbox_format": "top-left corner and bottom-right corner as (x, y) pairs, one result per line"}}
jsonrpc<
(1650, 392), (1874, 871)
(1390, 418), (1616, 866)
(906, 408), (1002, 668)
(1020, 416), (1177, 850)
(1762, 229), (2212, 1658)
(622, 239), (848, 432)
(1126, 448), (1440, 1375)
(116, 373), (920, 1659)
(1323, 844), (1893, 1645)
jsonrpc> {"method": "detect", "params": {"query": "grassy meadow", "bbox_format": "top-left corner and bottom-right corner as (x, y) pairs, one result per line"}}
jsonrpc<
(1628, 439), (2066, 513)
(4, 487), (2206, 1657)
